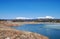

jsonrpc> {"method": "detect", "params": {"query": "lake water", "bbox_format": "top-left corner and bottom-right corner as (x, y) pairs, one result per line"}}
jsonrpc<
(11, 24), (60, 39)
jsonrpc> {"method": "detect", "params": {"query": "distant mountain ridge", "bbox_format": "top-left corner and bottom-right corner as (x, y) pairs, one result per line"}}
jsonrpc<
(15, 16), (55, 19)
(1, 16), (60, 23)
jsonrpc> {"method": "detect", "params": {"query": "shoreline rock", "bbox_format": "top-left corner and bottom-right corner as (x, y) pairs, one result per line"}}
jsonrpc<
(0, 26), (48, 39)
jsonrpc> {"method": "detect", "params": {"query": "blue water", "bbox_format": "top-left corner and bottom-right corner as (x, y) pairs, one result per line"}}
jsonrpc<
(12, 24), (60, 39)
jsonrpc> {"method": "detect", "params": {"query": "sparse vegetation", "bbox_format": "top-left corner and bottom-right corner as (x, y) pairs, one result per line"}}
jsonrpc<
(0, 26), (48, 39)
(0, 19), (60, 26)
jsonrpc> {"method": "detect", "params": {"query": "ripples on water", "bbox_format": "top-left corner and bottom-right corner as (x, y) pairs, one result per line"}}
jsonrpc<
(11, 24), (60, 39)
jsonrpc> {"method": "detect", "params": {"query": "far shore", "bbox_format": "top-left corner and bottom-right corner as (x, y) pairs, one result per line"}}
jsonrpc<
(0, 21), (60, 26)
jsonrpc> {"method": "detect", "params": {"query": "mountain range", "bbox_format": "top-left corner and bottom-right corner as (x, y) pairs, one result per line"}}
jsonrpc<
(15, 16), (55, 19)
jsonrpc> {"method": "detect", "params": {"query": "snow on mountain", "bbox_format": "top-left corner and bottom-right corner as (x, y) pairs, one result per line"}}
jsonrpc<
(16, 16), (55, 19)
(37, 16), (55, 19)
(16, 17), (33, 19)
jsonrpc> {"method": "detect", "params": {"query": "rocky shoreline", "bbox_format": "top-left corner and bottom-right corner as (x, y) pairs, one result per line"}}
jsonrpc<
(0, 26), (48, 39)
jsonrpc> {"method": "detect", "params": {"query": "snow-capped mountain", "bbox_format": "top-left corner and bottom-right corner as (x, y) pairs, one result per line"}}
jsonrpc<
(37, 16), (55, 19)
(15, 16), (55, 19)
(16, 17), (33, 19)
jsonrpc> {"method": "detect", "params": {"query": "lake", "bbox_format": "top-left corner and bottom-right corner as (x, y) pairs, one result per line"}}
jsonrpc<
(11, 24), (60, 39)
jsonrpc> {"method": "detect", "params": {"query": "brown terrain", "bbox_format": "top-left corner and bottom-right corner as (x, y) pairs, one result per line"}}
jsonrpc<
(0, 26), (48, 39)
(0, 21), (49, 39)
(0, 19), (60, 39)
(0, 21), (40, 26)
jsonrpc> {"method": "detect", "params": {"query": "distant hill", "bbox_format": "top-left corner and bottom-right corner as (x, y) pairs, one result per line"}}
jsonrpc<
(0, 18), (60, 23)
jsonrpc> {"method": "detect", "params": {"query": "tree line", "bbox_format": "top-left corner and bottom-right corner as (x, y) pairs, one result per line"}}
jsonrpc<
(0, 19), (60, 23)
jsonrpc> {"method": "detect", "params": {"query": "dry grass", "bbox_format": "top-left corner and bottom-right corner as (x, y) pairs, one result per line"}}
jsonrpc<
(0, 26), (48, 39)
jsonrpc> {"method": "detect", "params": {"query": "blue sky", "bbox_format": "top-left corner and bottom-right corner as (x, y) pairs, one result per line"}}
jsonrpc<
(0, 0), (60, 19)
